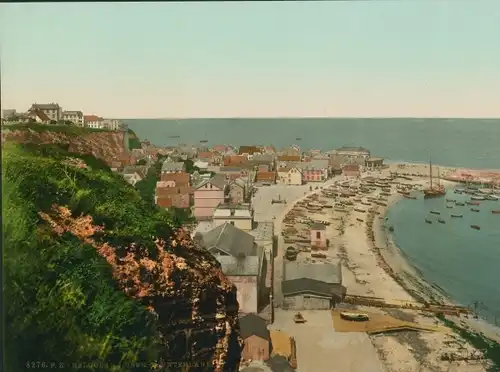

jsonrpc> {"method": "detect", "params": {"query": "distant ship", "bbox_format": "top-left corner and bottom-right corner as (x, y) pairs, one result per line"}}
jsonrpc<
(168, 135), (180, 139)
(199, 140), (208, 143)
(423, 160), (446, 199)
(296, 137), (302, 141)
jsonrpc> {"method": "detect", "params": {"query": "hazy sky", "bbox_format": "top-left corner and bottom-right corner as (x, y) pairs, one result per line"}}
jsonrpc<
(1, 1), (499, 118)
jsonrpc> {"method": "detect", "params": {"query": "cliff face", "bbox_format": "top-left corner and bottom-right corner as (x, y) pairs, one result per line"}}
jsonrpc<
(2, 140), (243, 371)
(2, 127), (127, 164)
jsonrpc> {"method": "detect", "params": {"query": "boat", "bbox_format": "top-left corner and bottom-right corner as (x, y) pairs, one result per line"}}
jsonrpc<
(471, 208), (480, 212)
(466, 201), (480, 206)
(450, 214), (463, 218)
(471, 195), (485, 201)
(168, 135), (180, 139)
(454, 189), (464, 194)
(437, 218), (446, 224)
(492, 210), (500, 214)
(455, 202), (465, 206)
(446, 204), (454, 208)
(425, 218), (433, 224)
(430, 210), (441, 215)
(485, 195), (499, 201)
(294, 312), (307, 323)
(470, 225), (481, 231)
(199, 140), (208, 143)
(340, 312), (370, 321)
(296, 137), (302, 141)
(404, 194), (417, 200)
(446, 198), (456, 203)
(423, 160), (446, 199)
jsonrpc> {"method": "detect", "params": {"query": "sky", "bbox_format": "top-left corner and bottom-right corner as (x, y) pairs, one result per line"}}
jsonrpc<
(1, 1), (500, 119)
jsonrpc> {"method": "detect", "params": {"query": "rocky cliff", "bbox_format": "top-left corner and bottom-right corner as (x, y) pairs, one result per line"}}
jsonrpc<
(2, 125), (130, 165)
(2, 134), (243, 371)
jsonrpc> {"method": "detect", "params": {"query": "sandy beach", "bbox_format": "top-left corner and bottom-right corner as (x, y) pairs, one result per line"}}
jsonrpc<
(252, 161), (499, 372)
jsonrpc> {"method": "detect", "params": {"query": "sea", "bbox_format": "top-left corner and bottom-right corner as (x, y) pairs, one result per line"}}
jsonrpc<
(124, 118), (500, 324)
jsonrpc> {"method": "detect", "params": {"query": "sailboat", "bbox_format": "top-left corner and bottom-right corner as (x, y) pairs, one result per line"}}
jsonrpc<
(423, 159), (446, 199)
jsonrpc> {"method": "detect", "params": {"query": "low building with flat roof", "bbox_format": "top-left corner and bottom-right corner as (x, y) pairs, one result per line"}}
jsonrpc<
(282, 261), (346, 310)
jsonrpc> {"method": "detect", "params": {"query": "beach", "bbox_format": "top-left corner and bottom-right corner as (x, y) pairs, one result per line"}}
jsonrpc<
(253, 161), (499, 372)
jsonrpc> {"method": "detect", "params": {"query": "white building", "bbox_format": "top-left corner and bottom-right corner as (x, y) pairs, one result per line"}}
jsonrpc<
(28, 103), (63, 122)
(84, 115), (104, 129)
(102, 118), (120, 130)
(212, 203), (254, 231)
(277, 166), (303, 185)
(63, 111), (84, 126)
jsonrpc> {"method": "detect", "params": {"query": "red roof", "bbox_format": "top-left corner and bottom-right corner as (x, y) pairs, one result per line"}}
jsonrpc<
(198, 151), (214, 160)
(278, 155), (301, 162)
(156, 186), (192, 197)
(224, 155), (248, 166)
(238, 146), (260, 155)
(160, 172), (190, 186)
(84, 115), (102, 122)
(156, 197), (173, 208)
(256, 171), (276, 182)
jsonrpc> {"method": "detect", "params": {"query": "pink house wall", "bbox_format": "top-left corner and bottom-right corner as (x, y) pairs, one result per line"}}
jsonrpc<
(194, 188), (225, 220)
(310, 228), (327, 248)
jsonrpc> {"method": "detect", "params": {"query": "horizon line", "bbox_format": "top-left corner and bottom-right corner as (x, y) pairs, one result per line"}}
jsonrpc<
(121, 116), (500, 120)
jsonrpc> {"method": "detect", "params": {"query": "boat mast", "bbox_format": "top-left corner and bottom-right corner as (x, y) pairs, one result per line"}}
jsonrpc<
(429, 158), (433, 189)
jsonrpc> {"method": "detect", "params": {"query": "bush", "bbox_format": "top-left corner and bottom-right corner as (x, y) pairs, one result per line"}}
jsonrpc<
(2, 144), (175, 371)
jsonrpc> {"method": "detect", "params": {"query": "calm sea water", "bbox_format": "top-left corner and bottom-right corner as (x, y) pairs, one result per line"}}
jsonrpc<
(124, 118), (500, 323)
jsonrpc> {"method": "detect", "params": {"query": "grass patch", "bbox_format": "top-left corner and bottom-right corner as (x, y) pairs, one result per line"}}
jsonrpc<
(7, 123), (113, 135)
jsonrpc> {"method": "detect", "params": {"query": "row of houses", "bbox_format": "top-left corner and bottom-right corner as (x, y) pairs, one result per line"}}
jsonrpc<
(2, 104), (121, 130)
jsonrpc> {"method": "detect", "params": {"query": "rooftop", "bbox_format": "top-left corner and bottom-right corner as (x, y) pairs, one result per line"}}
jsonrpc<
(239, 313), (270, 340)
(283, 261), (342, 284)
(248, 221), (274, 242)
(215, 254), (261, 276)
(336, 146), (370, 153)
(202, 222), (256, 256)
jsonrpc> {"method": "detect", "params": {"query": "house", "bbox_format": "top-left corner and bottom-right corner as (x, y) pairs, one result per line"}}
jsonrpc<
(282, 261), (346, 310)
(277, 155), (301, 163)
(310, 222), (327, 249)
(160, 171), (190, 186)
(343, 164), (361, 177)
(102, 118), (120, 130)
(278, 146), (301, 157)
(213, 203), (254, 231)
(300, 159), (330, 182)
(365, 157), (385, 169)
(277, 166), (302, 185)
(224, 155), (248, 166)
(29, 103), (63, 122)
(248, 154), (275, 171)
(238, 145), (261, 157)
(219, 165), (253, 180)
(26, 109), (51, 124)
(193, 175), (227, 220)
(329, 156), (343, 175)
(334, 146), (371, 164)
(239, 313), (271, 361)
(226, 178), (250, 204)
(199, 222), (266, 314)
(63, 111), (84, 126)
(2, 109), (16, 119)
(161, 159), (186, 174)
(255, 171), (277, 185)
(197, 151), (215, 163)
(84, 115), (104, 129)
(155, 183), (192, 209)
(193, 160), (209, 172)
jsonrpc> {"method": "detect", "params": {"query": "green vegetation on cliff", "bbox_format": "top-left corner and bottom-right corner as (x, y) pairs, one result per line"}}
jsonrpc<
(6, 122), (110, 135)
(3, 143), (170, 371)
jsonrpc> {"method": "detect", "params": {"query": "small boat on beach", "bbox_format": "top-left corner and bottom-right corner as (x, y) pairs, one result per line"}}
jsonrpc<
(471, 208), (480, 212)
(446, 198), (456, 203)
(454, 189), (464, 194)
(437, 218), (446, 224)
(471, 196), (485, 201)
(470, 225), (481, 231)
(430, 210), (441, 215)
(455, 202), (465, 206)
(446, 204), (454, 208)
(425, 218), (433, 224)
(340, 312), (370, 321)
(451, 214), (463, 218)
(485, 195), (499, 201)
(492, 210), (500, 214)
(466, 201), (480, 206)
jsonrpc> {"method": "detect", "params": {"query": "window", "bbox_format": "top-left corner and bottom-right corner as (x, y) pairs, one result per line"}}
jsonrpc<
(316, 231), (321, 239)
